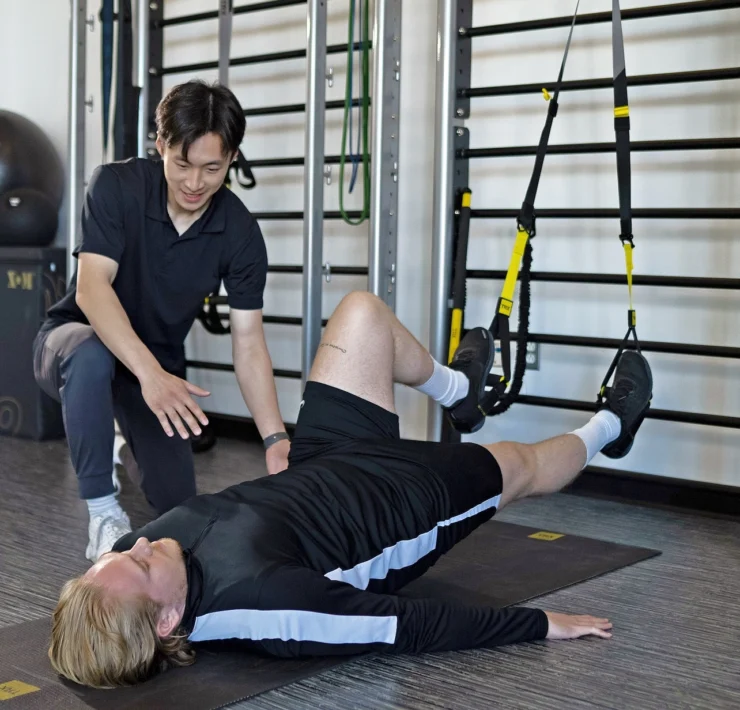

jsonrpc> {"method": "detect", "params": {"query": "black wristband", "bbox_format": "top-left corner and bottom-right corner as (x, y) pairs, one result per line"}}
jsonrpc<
(263, 432), (290, 450)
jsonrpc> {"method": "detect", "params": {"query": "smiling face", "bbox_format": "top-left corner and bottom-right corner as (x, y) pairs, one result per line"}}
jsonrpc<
(157, 132), (234, 216)
(86, 537), (188, 635)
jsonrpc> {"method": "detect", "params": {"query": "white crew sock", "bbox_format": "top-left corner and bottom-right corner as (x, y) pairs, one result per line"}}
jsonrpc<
(113, 433), (126, 466)
(570, 409), (622, 466)
(86, 493), (125, 520)
(415, 357), (470, 407)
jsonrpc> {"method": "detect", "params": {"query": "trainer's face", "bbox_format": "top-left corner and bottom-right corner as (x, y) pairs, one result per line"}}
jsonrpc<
(87, 537), (186, 609)
(158, 132), (234, 214)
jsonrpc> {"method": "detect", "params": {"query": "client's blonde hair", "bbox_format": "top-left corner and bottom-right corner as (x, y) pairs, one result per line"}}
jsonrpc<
(49, 576), (195, 689)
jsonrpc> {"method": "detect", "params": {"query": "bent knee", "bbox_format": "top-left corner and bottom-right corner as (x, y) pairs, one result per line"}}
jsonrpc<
(484, 442), (537, 505)
(331, 290), (389, 328)
(61, 336), (115, 382)
(337, 290), (386, 314)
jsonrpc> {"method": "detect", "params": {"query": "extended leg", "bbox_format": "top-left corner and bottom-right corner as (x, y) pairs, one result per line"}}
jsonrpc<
(485, 352), (652, 510)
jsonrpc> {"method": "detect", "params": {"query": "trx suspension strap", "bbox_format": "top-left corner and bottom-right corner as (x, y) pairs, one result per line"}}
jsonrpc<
(597, 0), (642, 404)
(113, 0), (139, 160)
(448, 189), (472, 363)
(219, 0), (257, 189)
(339, 0), (371, 225)
(218, 0), (232, 86)
(479, 0), (581, 417)
(197, 294), (231, 335)
(101, 0), (115, 159)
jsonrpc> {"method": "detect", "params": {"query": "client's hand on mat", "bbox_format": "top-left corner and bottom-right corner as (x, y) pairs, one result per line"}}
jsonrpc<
(544, 612), (613, 640)
(140, 367), (211, 439)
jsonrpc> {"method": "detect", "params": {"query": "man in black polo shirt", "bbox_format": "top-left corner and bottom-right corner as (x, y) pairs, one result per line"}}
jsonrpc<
(33, 81), (288, 562)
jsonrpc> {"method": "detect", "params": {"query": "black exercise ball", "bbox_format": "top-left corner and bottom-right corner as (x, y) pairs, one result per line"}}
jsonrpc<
(0, 188), (58, 247)
(0, 110), (65, 208)
(0, 110), (65, 246)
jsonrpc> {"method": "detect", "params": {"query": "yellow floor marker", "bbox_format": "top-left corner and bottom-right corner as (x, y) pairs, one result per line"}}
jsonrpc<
(528, 531), (565, 541)
(0, 680), (40, 701)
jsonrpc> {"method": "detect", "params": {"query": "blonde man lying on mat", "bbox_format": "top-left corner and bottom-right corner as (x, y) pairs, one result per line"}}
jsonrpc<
(49, 291), (652, 689)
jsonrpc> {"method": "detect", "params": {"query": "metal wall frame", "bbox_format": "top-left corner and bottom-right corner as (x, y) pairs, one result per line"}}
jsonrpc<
(67, 0), (89, 282)
(142, 0), (403, 385)
(429, 2), (740, 453)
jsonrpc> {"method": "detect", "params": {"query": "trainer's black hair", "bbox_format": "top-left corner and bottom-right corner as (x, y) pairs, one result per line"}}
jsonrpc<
(155, 80), (245, 160)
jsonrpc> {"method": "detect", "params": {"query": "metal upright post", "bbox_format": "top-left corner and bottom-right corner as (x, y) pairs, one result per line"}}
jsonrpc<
(368, 0), (402, 309)
(67, 0), (88, 282)
(427, 0), (460, 441)
(136, 0), (151, 158)
(301, 0), (328, 385)
(147, 1), (164, 146)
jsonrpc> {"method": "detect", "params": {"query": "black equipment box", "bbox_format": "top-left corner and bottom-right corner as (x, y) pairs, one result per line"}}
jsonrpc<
(0, 246), (66, 440)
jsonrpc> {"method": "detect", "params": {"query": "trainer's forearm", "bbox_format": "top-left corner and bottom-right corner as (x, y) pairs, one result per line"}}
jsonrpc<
(76, 282), (160, 379)
(233, 336), (285, 438)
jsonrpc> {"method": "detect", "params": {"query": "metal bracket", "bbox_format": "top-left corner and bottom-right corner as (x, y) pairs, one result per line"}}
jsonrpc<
(369, 0), (402, 309)
(323, 165), (332, 185)
(455, 0), (473, 120)
(453, 126), (470, 195)
(147, 0), (164, 148)
(322, 262), (332, 283)
(326, 67), (334, 88)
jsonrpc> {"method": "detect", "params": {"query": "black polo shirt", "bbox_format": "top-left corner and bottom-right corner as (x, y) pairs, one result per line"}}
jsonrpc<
(45, 158), (268, 374)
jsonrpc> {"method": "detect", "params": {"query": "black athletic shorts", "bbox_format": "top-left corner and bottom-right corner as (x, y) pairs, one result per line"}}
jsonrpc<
(288, 381), (503, 592)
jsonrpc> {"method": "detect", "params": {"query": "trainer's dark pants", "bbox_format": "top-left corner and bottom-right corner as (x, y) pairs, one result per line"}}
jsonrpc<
(33, 322), (196, 514)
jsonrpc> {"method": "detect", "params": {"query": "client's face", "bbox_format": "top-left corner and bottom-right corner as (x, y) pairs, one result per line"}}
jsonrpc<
(86, 537), (186, 606)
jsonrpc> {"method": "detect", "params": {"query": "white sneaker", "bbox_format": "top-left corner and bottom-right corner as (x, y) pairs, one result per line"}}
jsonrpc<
(86, 511), (132, 563)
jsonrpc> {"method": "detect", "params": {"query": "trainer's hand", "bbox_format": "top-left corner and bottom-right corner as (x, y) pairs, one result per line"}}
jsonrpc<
(266, 438), (290, 475)
(139, 367), (210, 439)
(544, 612), (613, 640)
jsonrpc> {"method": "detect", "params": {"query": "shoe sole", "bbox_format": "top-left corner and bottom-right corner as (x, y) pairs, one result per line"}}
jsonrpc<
(468, 329), (497, 433)
(602, 351), (653, 459)
(449, 328), (497, 435)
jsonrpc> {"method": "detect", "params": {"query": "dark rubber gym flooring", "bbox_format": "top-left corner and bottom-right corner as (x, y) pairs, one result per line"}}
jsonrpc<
(1, 435), (738, 710)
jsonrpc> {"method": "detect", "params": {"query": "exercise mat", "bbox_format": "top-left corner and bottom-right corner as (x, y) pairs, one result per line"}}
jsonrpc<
(0, 521), (659, 710)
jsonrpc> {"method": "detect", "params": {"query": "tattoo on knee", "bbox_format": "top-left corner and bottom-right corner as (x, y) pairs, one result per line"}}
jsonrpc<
(320, 343), (347, 354)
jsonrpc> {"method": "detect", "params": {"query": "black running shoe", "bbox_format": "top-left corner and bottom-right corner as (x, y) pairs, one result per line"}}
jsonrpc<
(598, 350), (653, 459)
(443, 327), (495, 434)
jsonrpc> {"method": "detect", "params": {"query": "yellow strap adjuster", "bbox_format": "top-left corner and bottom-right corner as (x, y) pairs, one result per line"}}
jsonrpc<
(461, 191), (471, 208)
(498, 298), (514, 317)
(542, 88), (552, 102)
(623, 241), (634, 312)
(499, 228), (531, 306)
(614, 105), (630, 118)
(447, 308), (463, 364)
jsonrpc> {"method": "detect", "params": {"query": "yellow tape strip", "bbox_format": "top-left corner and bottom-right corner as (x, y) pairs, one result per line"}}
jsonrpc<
(614, 105), (630, 118)
(529, 531), (565, 541)
(0, 681), (40, 701)
(448, 309), (463, 364)
(461, 191), (471, 208)
(500, 228), (530, 305)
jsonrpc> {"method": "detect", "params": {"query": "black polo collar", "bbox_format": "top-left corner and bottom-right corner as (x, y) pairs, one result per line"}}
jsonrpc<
(180, 548), (204, 634)
(145, 160), (227, 234)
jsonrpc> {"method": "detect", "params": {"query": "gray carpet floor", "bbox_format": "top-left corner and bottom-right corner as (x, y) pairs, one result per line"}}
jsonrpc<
(0, 434), (738, 710)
